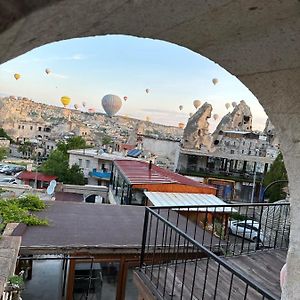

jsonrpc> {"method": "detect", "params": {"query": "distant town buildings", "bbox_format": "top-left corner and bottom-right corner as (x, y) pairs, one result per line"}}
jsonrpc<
(177, 101), (279, 202)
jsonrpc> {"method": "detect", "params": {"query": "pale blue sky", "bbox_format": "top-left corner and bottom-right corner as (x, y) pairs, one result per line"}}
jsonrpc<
(0, 35), (268, 130)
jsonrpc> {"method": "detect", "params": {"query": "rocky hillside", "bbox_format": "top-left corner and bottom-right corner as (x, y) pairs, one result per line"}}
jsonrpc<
(0, 96), (183, 142)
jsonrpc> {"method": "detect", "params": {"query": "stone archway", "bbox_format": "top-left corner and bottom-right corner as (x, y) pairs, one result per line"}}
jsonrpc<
(1, 1), (299, 298)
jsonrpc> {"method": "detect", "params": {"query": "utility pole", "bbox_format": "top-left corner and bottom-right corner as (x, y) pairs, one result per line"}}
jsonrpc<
(250, 162), (257, 203)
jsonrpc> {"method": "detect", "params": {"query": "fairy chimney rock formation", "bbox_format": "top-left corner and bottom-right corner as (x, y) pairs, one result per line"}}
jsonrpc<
(182, 102), (213, 151)
(212, 100), (252, 140)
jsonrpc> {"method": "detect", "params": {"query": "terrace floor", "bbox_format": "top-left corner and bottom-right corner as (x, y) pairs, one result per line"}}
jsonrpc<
(137, 249), (286, 300)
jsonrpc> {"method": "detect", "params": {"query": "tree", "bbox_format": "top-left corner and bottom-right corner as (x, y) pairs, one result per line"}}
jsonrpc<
(102, 135), (113, 146)
(0, 128), (12, 142)
(57, 136), (89, 154)
(263, 152), (288, 202)
(18, 141), (34, 157)
(0, 147), (7, 161)
(39, 137), (87, 185)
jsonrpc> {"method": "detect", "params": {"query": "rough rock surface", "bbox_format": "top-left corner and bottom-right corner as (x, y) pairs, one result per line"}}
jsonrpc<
(182, 102), (213, 151)
(0, 96), (183, 142)
(264, 118), (276, 135)
(212, 100), (252, 139)
(264, 118), (279, 146)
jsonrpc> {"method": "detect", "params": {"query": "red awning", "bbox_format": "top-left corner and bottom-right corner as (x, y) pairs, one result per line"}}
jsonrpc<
(16, 171), (57, 182)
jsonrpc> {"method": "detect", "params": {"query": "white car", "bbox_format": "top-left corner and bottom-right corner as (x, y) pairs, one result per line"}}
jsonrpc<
(0, 165), (11, 173)
(228, 220), (263, 242)
(0, 178), (17, 184)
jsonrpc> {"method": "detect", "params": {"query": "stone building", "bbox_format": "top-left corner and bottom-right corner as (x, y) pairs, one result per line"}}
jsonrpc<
(177, 101), (278, 202)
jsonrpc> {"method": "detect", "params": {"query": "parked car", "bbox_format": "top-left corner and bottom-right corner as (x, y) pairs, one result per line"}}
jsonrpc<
(4, 166), (26, 175)
(0, 178), (17, 184)
(0, 165), (11, 173)
(228, 220), (263, 242)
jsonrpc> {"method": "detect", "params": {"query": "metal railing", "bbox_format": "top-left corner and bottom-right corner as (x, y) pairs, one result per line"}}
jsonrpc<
(139, 202), (290, 299)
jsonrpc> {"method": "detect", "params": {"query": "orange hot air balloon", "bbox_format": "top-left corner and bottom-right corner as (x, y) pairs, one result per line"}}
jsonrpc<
(178, 122), (185, 129)
(14, 73), (21, 80)
(60, 96), (71, 107)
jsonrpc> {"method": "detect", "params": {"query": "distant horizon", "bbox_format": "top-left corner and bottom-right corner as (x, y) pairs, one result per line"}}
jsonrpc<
(0, 35), (268, 131)
(0, 94), (268, 133)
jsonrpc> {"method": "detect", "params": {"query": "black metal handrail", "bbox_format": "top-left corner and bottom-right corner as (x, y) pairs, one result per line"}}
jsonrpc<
(139, 202), (290, 300)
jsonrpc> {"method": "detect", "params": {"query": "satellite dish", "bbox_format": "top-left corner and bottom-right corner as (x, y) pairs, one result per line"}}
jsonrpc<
(49, 180), (57, 188)
(47, 180), (57, 195)
(47, 185), (55, 195)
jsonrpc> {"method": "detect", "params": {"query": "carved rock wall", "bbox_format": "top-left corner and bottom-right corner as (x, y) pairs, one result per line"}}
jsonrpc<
(182, 102), (213, 151)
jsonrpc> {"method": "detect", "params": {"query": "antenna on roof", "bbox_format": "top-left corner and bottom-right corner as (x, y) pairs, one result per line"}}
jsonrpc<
(149, 160), (152, 170)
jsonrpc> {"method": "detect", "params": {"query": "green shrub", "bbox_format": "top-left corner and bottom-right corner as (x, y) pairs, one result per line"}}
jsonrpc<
(8, 275), (24, 287)
(0, 196), (48, 233)
(229, 212), (247, 221)
(16, 194), (46, 211)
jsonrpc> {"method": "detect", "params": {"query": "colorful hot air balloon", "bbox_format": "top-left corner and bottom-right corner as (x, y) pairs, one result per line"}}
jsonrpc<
(101, 94), (122, 117)
(14, 73), (21, 80)
(212, 78), (218, 85)
(82, 101), (86, 107)
(225, 103), (230, 110)
(60, 96), (71, 107)
(45, 68), (51, 75)
(232, 101), (237, 108)
(123, 96), (128, 101)
(145, 88), (150, 94)
(178, 122), (185, 129)
(193, 100), (201, 109)
(179, 105), (183, 111)
(213, 114), (219, 120)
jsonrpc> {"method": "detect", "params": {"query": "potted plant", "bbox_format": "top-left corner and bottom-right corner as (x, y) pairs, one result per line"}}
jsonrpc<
(5, 274), (24, 300)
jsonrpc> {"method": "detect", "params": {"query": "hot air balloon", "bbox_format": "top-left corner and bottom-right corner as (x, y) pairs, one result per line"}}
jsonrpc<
(14, 73), (21, 80)
(189, 112), (193, 117)
(213, 114), (219, 121)
(145, 89), (150, 94)
(178, 122), (185, 129)
(123, 96), (128, 101)
(179, 105), (183, 111)
(60, 96), (71, 107)
(225, 103), (230, 110)
(193, 100), (201, 109)
(232, 101), (237, 108)
(45, 68), (51, 75)
(101, 94), (122, 117)
(82, 101), (86, 107)
(74, 104), (79, 110)
(212, 78), (218, 85)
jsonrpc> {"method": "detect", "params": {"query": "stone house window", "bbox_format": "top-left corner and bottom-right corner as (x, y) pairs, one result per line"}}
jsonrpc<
(86, 160), (90, 168)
